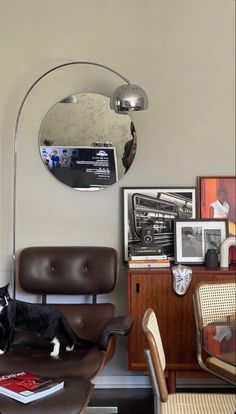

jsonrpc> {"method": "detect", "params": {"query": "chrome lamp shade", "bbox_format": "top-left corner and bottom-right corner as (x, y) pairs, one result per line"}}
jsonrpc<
(110, 84), (148, 113)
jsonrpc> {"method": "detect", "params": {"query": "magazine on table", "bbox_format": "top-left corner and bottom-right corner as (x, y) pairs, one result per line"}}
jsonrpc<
(0, 372), (64, 404)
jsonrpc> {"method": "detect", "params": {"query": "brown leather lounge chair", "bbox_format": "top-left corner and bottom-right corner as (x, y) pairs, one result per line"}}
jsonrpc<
(0, 246), (133, 414)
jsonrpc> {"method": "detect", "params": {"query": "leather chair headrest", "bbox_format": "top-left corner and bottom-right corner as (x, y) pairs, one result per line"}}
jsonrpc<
(18, 246), (118, 295)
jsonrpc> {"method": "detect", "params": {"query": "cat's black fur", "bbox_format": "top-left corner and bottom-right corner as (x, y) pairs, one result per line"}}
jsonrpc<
(0, 284), (93, 357)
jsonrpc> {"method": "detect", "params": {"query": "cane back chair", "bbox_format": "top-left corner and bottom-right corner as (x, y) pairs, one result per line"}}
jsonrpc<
(193, 281), (236, 385)
(142, 308), (235, 414)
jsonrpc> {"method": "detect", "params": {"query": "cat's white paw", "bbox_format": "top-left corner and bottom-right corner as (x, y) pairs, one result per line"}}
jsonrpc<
(0, 349), (5, 355)
(50, 351), (59, 359)
(66, 344), (74, 352)
(50, 337), (60, 358)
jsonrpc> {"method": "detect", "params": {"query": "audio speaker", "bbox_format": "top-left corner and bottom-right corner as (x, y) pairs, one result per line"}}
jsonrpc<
(141, 227), (154, 245)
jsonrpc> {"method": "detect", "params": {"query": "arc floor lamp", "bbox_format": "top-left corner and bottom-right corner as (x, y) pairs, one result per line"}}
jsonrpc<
(11, 61), (148, 413)
(12, 61), (149, 297)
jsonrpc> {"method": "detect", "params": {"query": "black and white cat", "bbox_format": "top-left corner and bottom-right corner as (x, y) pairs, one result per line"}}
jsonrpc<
(0, 284), (93, 358)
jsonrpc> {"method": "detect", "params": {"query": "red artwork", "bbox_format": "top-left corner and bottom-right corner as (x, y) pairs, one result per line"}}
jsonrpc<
(199, 176), (236, 261)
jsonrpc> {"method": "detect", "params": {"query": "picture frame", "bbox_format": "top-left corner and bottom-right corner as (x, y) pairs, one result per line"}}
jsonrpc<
(198, 176), (236, 236)
(175, 219), (228, 264)
(122, 187), (197, 262)
(198, 176), (236, 262)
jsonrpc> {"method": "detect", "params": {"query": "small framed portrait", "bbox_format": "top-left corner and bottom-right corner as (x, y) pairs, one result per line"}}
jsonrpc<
(122, 187), (197, 262)
(198, 176), (236, 235)
(198, 176), (236, 261)
(175, 219), (228, 264)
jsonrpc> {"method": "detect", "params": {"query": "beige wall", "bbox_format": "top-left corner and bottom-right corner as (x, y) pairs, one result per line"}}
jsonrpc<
(0, 0), (235, 380)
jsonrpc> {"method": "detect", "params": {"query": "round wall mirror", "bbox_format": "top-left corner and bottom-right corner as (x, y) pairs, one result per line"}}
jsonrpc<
(38, 93), (137, 190)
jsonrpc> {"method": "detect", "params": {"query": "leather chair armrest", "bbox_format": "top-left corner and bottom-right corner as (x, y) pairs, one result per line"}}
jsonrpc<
(99, 316), (133, 350)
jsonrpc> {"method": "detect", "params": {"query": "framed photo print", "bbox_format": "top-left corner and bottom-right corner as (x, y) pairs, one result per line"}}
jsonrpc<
(175, 219), (228, 264)
(198, 176), (236, 235)
(198, 176), (236, 261)
(122, 187), (197, 262)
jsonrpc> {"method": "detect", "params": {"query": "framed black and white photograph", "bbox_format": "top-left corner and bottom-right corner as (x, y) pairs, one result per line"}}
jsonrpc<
(175, 219), (228, 264)
(122, 187), (197, 262)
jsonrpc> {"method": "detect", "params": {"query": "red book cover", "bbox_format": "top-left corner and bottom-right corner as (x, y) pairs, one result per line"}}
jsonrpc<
(0, 372), (64, 403)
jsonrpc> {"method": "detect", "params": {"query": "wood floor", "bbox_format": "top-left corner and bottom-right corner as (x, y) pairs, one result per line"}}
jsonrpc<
(89, 389), (153, 414)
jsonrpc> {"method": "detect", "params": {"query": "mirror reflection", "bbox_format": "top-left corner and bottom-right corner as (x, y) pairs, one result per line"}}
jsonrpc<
(38, 93), (137, 190)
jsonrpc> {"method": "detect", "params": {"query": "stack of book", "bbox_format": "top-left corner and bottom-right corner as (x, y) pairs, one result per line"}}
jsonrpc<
(128, 250), (170, 268)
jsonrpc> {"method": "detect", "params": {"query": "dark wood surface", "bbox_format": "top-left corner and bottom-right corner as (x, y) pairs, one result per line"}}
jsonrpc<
(128, 265), (236, 388)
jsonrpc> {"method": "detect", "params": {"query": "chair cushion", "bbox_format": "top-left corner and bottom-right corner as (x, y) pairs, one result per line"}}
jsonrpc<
(163, 393), (235, 414)
(18, 246), (118, 295)
(11, 303), (116, 351)
(0, 345), (105, 380)
(0, 377), (93, 414)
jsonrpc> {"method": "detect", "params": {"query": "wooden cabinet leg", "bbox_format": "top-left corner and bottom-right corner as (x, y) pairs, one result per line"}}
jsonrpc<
(167, 371), (176, 394)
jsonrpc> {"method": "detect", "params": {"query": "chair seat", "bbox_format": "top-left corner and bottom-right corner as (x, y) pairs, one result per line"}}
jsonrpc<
(0, 377), (93, 414)
(162, 393), (235, 414)
(0, 345), (105, 380)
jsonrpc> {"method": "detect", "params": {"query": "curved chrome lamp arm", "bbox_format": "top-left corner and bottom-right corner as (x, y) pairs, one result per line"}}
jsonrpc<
(12, 61), (148, 297)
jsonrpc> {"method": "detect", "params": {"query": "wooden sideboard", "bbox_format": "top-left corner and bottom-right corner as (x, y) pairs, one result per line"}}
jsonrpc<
(128, 265), (236, 391)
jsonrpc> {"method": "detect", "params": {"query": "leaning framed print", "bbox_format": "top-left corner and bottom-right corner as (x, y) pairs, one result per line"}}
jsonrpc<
(175, 219), (228, 264)
(198, 176), (236, 261)
(122, 187), (197, 262)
